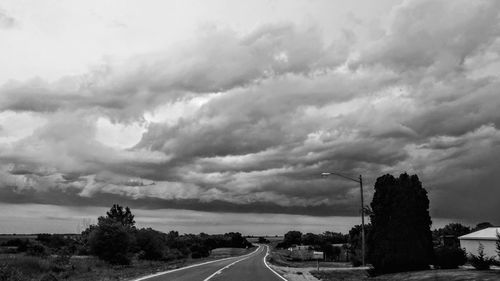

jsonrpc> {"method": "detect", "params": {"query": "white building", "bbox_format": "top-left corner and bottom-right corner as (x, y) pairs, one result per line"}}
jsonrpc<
(458, 227), (500, 260)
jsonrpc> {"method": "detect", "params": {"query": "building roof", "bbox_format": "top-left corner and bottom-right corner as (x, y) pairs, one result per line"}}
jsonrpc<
(458, 227), (500, 241)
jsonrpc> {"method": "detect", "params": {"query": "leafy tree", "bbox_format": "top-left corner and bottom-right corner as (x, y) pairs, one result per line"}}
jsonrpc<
(432, 223), (470, 248)
(497, 232), (500, 261)
(322, 231), (348, 244)
(368, 173), (433, 274)
(26, 242), (48, 257)
(433, 246), (466, 269)
(283, 231), (302, 247)
(88, 221), (134, 265)
(302, 233), (322, 246)
(87, 204), (136, 265)
(331, 246), (342, 261)
(224, 232), (251, 248)
(434, 223), (470, 238)
(101, 204), (135, 228)
(1, 239), (31, 252)
(136, 228), (167, 261)
(473, 222), (493, 231)
(349, 224), (371, 266)
(190, 243), (210, 258)
(258, 237), (270, 244)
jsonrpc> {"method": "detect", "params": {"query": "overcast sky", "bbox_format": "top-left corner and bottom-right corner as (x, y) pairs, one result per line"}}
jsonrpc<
(0, 0), (499, 235)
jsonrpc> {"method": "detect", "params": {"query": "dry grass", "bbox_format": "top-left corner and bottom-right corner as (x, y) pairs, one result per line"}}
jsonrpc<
(0, 247), (256, 281)
(311, 268), (500, 281)
(268, 247), (351, 269)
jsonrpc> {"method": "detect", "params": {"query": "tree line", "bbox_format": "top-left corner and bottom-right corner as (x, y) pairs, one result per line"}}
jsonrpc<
(2, 204), (252, 265)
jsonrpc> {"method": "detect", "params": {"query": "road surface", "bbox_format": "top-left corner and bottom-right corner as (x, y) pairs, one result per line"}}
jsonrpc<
(135, 245), (286, 281)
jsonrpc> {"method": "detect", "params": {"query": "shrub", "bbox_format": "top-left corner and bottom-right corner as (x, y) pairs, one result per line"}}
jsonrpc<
(469, 243), (495, 270)
(2, 256), (51, 276)
(0, 264), (24, 281)
(88, 222), (134, 265)
(40, 273), (58, 281)
(258, 237), (270, 244)
(26, 243), (48, 257)
(54, 247), (72, 266)
(87, 204), (137, 265)
(136, 228), (166, 261)
(190, 244), (210, 259)
(1, 239), (31, 252)
(433, 246), (466, 269)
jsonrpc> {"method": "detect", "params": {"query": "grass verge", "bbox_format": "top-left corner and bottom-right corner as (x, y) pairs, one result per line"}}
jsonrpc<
(311, 268), (500, 281)
(0, 247), (256, 281)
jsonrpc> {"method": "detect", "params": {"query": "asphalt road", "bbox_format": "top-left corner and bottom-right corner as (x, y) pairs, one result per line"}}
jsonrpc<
(136, 245), (286, 281)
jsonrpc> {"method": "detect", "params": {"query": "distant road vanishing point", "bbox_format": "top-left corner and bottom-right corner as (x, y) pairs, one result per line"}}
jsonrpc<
(133, 245), (287, 281)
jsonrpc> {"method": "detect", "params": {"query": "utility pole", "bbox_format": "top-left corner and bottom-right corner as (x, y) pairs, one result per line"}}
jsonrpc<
(321, 172), (366, 267)
(359, 175), (365, 267)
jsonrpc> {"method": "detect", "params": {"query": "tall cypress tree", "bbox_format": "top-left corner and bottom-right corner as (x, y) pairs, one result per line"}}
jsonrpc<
(368, 173), (433, 273)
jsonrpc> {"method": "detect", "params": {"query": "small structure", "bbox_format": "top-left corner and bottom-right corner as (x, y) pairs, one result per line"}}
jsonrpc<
(288, 245), (314, 260)
(458, 227), (500, 260)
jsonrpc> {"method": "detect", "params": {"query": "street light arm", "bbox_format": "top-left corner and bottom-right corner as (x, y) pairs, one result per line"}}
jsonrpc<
(321, 171), (366, 266)
(321, 172), (360, 183)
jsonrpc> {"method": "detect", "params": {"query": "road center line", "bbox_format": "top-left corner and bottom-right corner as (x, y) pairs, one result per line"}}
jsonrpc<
(133, 246), (261, 281)
(203, 245), (263, 281)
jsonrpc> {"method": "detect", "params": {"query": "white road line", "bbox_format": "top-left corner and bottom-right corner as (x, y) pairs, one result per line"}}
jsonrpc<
(263, 245), (288, 281)
(132, 246), (261, 281)
(203, 246), (262, 281)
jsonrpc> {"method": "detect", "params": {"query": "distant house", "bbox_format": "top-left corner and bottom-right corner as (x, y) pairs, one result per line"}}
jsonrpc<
(287, 245), (310, 251)
(458, 227), (500, 260)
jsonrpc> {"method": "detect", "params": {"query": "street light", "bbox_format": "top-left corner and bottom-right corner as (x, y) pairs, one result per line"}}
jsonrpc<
(321, 172), (365, 267)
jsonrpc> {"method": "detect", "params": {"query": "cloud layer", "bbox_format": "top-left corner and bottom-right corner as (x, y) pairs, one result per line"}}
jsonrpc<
(1, 0), (500, 223)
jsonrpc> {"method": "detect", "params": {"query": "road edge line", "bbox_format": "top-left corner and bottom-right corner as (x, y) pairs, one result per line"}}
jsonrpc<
(263, 245), (288, 281)
(132, 245), (261, 281)
(202, 246), (262, 281)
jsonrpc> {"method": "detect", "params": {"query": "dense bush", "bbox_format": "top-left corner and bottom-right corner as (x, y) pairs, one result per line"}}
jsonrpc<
(368, 173), (433, 274)
(469, 243), (495, 270)
(433, 246), (466, 269)
(26, 242), (48, 257)
(0, 264), (24, 281)
(1, 239), (30, 252)
(88, 222), (135, 265)
(258, 237), (270, 244)
(190, 244), (210, 259)
(136, 228), (167, 261)
(349, 224), (371, 266)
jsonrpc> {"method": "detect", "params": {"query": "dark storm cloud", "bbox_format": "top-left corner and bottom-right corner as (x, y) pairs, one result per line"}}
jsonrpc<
(0, 185), (359, 216)
(1, 0), (500, 222)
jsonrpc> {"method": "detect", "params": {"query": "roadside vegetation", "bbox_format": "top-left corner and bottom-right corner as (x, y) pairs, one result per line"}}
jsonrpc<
(268, 173), (500, 281)
(0, 204), (253, 281)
